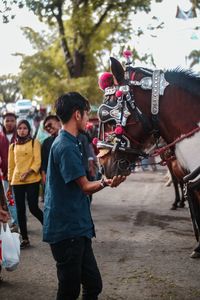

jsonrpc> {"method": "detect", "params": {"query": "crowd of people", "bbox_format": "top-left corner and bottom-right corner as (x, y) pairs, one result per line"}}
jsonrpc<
(0, 92), (126, 299)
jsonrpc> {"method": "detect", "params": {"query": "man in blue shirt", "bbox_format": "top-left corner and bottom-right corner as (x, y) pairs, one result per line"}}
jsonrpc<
(43, 92), (126, 300)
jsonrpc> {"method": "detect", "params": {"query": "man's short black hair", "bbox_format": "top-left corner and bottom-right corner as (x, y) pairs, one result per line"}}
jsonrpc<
(55, 92), (90, 124)
(43, 115), (60, 127)
(2, 112), (17, 119)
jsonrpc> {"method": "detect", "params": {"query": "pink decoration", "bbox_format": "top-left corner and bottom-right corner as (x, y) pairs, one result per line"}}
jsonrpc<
(98, 72), (114, 90)
(7, 191), (15, 206)
(9, 199), (15, 206)
(115, 90), (123, 98)
(114, 126), (124, 135)
(86, 122), (93, 130)
(92, 137), (99, 145)
(123, 50), (132, 58)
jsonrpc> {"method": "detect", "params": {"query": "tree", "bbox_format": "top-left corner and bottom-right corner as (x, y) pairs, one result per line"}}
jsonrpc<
(24, 0), (153, 78)
(2, 1), (169, 104)
(16, 27), (66, 103)
(17, 1), (163, 104)
(17, 27), (103, 104)
(0, 74), (22, 103)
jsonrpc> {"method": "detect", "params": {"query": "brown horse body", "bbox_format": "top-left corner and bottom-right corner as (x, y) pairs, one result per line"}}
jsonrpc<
(132, 82), (200, 144)
(97, 57), (200, 257)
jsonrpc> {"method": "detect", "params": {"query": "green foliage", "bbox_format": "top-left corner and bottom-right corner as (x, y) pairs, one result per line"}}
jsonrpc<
(0, 0), (24, 23)
(0, 74), (22, 103)
(24, 0), (66, 22)
(21, 26), (53, 50)
(22, 0), (154, 78)
(19, 53), (103, 104)
(18, 28), (103, 104)
(20, 62), (103, 104)
(61, 76), (103, 104)
(13, 1), (167, 105)
(19, 48), (67, 103)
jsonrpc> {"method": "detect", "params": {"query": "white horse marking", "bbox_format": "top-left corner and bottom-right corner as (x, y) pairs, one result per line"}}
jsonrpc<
(175, 122), (200, 174)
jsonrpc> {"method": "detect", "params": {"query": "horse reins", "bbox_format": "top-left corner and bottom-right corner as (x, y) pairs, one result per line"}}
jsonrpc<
(152, 126), (200, 158)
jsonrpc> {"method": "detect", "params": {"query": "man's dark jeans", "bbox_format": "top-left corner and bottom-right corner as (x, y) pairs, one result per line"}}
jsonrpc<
(50, 237), (102, 300)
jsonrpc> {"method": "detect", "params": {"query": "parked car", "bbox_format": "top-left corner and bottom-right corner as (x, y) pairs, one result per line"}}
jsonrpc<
(15, 99), (33, 115)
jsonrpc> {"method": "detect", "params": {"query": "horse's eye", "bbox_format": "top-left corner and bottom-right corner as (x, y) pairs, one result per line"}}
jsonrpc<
(110, 99), (117, 106)
(105, 122), (116, 132)
(107, 120), (116, 126)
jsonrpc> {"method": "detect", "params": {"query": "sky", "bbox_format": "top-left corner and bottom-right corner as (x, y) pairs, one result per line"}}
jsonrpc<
(0, 0), (199, 76)
(128, 0), (200, 71)
(0, 6), (47, 75)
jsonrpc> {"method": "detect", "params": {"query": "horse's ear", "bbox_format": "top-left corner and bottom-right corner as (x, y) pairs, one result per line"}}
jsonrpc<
(110, 57), (124, 84)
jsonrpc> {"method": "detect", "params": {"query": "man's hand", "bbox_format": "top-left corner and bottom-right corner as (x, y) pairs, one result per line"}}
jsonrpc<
(0, 209), (10, 223)
(105, 175), (126, 188)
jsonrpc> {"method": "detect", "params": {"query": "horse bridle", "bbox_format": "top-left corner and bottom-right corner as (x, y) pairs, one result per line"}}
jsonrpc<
(97, 62), (169, 158)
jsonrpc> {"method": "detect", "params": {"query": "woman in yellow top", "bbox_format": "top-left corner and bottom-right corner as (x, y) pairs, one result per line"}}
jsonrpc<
(8, 119), (43, 249)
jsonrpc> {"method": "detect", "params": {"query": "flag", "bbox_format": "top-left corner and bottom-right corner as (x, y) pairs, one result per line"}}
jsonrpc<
(176, 5), (197, 19)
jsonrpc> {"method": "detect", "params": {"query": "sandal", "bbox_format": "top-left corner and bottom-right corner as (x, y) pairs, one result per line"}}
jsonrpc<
(20, 239), (30, 249)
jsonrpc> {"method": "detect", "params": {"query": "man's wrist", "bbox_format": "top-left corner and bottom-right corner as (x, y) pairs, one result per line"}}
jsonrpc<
(88, 157), (94, 161)
(100, 177), (109, 188)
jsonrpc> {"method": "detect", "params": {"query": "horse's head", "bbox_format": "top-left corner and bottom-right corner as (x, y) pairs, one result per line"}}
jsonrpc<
(96, 55), (169, 178)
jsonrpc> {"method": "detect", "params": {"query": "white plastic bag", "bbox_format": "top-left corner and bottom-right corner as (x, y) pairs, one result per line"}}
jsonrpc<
(0, 223), (20, 271)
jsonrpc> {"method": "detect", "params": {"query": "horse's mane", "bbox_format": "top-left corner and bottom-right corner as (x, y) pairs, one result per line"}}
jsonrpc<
(131, 67), (200, 96)
(131, 66), (200, 97)
(131, 67), (153, 76)
(165, 68), (200, 97)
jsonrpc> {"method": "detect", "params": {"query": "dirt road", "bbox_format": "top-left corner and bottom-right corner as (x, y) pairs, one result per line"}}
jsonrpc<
(1, 168), (200, 300)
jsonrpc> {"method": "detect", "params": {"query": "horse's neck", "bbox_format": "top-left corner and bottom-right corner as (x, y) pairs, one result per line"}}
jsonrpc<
(159, 88), (200, 143)
(158, 88), (200, 173)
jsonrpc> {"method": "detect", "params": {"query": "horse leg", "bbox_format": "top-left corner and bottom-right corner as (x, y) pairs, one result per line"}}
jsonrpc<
(178, 181), (186, 208)
(188, 188), (200, 258)
(171, 176), (181, 210)
(164, 169), (172, 186)
(191, 243), (200, 258)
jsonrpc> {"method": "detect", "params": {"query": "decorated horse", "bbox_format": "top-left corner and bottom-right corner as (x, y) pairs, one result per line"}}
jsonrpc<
(95, 51), (200, 258)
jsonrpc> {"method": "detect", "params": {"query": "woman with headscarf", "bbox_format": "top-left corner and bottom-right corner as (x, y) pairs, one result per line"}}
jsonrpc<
(7, 119), (43, 248)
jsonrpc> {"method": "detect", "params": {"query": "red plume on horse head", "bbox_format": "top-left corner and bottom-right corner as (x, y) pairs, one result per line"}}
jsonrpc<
(123, 50), (132, 59)
(98, 72), (114, 90)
